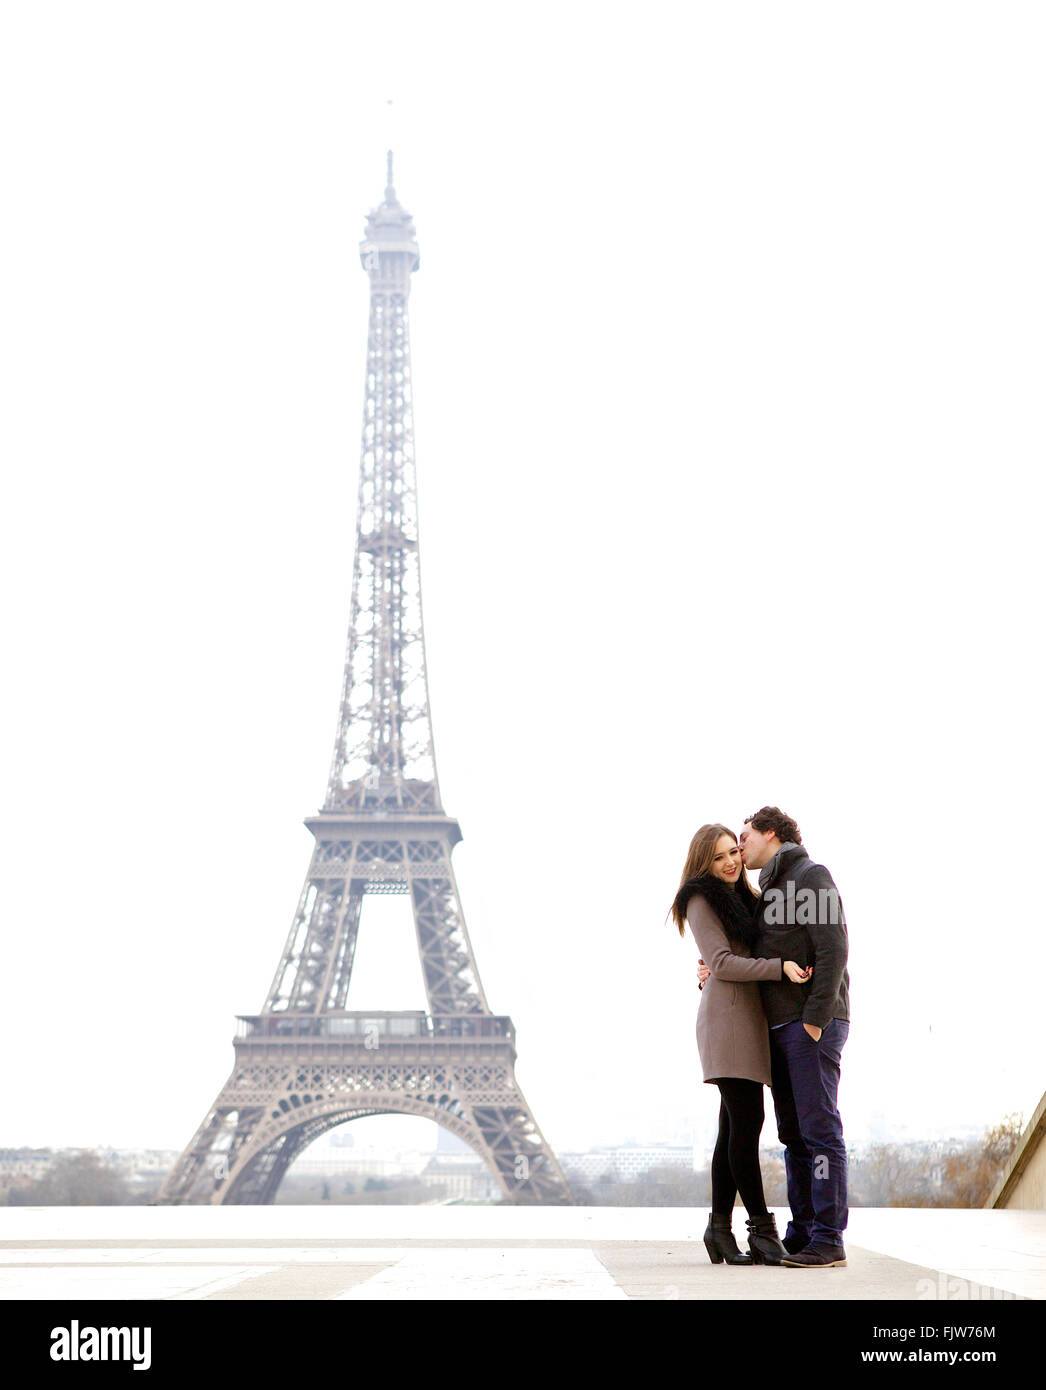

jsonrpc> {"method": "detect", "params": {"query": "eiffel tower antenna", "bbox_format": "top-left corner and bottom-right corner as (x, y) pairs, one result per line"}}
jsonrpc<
(157, 160), (573, 1205)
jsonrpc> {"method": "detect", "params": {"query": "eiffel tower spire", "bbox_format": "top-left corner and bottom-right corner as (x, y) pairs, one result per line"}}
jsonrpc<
(156, 160), (573, 1206)
(325, 150), (438, 817)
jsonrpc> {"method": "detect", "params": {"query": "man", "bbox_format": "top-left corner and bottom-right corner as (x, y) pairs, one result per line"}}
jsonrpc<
(738, 806), (850, 1268)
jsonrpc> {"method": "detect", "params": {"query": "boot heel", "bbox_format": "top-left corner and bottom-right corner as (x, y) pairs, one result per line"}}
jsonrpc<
(703, 1237), (724, 1264)
(745, 1214), (788, 1266)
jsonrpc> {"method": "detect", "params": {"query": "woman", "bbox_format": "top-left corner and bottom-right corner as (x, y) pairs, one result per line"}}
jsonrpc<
(669, 823), (810, 1266)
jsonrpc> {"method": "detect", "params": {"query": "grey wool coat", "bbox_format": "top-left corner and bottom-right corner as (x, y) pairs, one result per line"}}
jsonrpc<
(687, 895), (782, 1086)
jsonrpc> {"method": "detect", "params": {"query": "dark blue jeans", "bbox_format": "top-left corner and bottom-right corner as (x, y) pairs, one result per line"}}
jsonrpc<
(769, 1018), (849, 1248)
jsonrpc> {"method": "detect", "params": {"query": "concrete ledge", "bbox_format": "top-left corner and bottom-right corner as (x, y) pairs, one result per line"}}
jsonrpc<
(987, 1089), (1046, 1209)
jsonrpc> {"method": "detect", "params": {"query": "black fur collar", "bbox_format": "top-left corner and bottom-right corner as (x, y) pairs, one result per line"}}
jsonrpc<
(674, 873), (759, 948)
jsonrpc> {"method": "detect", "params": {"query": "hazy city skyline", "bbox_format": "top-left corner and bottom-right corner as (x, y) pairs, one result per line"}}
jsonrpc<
(3, 5), (1043, 1180)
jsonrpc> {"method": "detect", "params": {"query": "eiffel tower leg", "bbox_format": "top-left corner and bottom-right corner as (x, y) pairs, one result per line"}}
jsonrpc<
(410, 868), (487, 1014)
(469, 1102), (574, 1204)
(155, 1099), (268, 1206)
(409, 870), (573, 1203)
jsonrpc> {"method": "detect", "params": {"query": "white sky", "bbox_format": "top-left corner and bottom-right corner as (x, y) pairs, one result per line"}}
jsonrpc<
(2, 3), (1043, 1168)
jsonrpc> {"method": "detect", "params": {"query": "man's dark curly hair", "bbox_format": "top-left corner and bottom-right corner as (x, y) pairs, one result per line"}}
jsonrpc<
(745, 806), (802, 845)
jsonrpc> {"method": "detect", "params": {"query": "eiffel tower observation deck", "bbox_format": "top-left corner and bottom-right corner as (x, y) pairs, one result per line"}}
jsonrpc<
(156, 157), (573, 1206)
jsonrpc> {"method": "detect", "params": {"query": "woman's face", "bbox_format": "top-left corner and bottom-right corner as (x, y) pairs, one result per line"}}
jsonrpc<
(709, 833), (742, 884)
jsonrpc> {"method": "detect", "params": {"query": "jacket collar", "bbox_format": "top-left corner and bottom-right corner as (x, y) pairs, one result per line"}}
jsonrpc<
(757, 842), (807, 891)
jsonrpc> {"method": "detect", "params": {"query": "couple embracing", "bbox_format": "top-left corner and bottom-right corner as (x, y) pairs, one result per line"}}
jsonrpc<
(669, 806), (850, 1269)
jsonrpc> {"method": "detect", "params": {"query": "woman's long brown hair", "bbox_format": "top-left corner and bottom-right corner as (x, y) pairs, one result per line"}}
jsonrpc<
(668, 822), (758, 935)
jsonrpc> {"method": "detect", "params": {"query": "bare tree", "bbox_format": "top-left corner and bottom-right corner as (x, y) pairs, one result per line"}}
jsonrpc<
(933, 1113), (1024, 1208)
(8, 1153), (131, 1206)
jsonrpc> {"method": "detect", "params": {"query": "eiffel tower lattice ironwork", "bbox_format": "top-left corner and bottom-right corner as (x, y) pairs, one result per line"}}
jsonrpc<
(157, 156), (573, 1206)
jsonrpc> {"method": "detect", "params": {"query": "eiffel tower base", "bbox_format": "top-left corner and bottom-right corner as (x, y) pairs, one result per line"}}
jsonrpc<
(156, 1014), (574, 1205)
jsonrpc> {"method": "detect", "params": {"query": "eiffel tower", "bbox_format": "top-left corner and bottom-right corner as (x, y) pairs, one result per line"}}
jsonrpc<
(157, 156), (573, 1206)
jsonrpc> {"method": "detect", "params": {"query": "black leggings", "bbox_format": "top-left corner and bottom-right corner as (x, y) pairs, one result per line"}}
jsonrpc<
(710, 1077), (769, 1218)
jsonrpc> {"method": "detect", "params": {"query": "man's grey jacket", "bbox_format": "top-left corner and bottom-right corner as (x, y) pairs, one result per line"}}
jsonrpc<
(752, 844), (850, 1030)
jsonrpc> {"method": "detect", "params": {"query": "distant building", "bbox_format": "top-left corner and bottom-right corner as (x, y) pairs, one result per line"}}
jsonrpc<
(561, 1145), (697, 1184)
(418, 1153), (500, 1201)
(289, 1151), (431, 1180)
(0, 1148), (55, 1182)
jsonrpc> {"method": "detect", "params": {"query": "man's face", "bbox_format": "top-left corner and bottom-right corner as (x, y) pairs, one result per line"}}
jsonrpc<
(739, 822), (778, 871)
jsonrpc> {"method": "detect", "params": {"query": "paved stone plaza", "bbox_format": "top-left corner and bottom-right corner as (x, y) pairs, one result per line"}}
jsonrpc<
(0, 1205), (1042, 1301)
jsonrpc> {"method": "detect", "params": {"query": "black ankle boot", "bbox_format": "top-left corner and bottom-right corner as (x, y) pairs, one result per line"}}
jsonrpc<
(703, 1212), (753, 1265)
(745, 1213), (788, 1265)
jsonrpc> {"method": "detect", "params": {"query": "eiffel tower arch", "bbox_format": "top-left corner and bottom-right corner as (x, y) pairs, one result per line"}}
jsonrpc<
(157, 157), (573, 1206)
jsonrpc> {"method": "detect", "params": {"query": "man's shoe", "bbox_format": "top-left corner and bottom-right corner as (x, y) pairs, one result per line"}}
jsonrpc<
(782, 1232), (809, 1255)
(781, 1243), (847, 1268)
